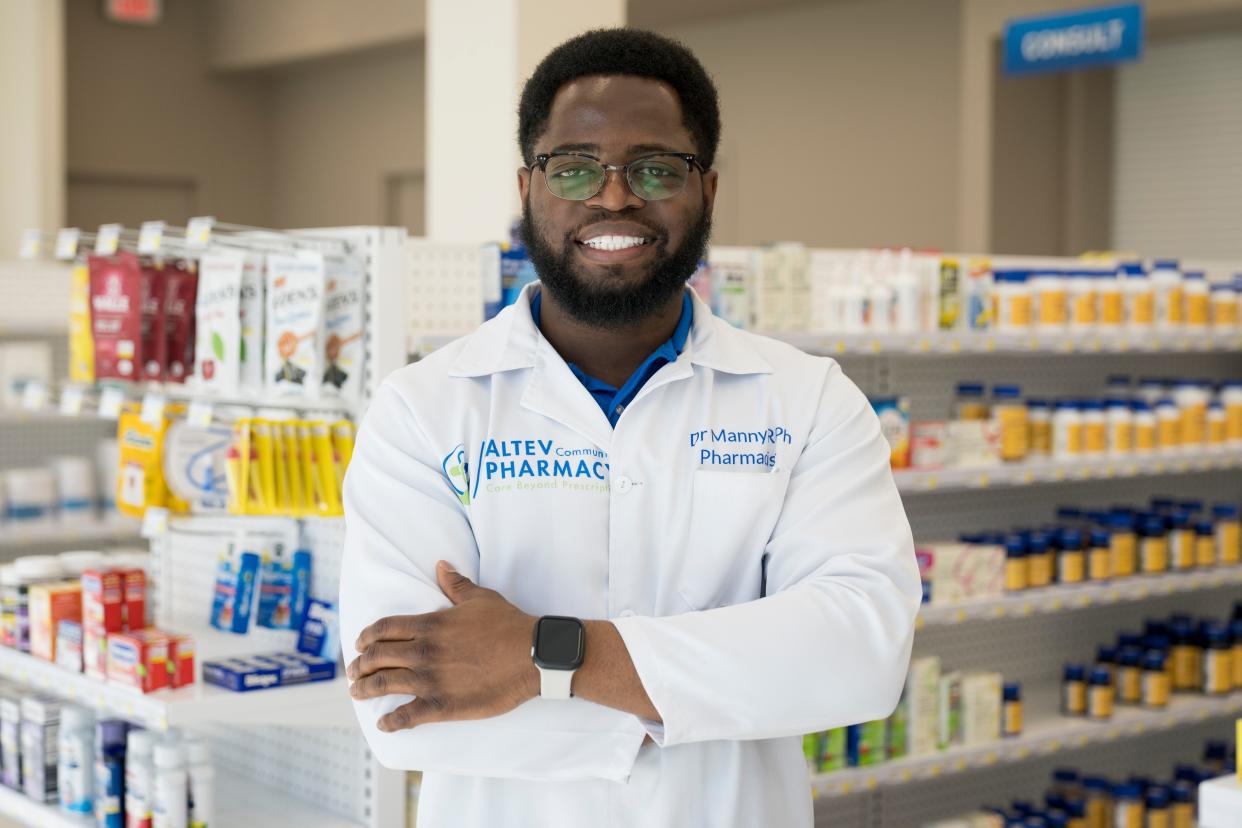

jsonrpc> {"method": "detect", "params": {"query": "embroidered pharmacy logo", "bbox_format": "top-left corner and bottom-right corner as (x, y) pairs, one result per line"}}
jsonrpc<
(442, 444), (471, 506)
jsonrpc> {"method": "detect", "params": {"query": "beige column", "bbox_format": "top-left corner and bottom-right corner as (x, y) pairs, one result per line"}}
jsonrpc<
(0, 0), (64, 253)
(425, 0), (626, 243)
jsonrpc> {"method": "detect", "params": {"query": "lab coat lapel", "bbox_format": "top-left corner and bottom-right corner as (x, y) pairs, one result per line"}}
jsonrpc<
(520, 336), (614, 452)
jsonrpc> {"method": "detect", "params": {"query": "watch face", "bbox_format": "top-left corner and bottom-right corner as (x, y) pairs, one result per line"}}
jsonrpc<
(535, 616), (584, 669)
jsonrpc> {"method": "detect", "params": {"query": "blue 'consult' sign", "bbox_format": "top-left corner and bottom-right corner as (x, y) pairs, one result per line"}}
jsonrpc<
(1004, 3), (1143, 76)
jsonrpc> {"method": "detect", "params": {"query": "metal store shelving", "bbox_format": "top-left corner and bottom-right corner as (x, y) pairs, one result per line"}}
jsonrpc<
(770, 328), (1242, 357)
(0, 517), (141, 549)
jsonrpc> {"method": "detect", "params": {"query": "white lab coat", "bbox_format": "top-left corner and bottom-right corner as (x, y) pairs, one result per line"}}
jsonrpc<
(340, 283), (921, 828)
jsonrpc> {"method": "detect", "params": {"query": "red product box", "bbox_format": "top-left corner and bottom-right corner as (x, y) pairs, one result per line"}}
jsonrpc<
(81, 570), (125, 632)
(122, 569), (146, 630)
(106, 630), (169, 694)
(166, 633), (195, 689)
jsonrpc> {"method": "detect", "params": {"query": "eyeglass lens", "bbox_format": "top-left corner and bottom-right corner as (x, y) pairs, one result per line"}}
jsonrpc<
(542, 154), (690, 201)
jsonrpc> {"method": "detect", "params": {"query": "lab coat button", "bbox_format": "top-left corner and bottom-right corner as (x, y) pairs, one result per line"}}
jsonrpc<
(615, 476), (633, 494)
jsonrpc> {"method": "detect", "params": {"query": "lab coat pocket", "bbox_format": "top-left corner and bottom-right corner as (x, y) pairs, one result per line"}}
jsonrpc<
(678, 468), (791, 611)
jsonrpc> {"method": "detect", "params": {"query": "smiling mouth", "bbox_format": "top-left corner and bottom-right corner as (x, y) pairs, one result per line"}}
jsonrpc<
(577, 235), (653, 252)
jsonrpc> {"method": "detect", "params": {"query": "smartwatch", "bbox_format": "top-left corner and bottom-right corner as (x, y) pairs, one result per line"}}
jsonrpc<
(531, 615), (585, 699)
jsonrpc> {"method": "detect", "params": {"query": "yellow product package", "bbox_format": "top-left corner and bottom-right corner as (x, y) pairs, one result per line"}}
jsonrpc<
(270, 420), (292, 515)
(297, 422), (318, 511)
(282, 421), (306, 515)
(68, 261), (95, 384)
(311, 421), (342, 515)
(332, 420), (356, 487)
(225, 419), (257, 515)
(251, 420), (277, 514)
(116, 408), (167, 518)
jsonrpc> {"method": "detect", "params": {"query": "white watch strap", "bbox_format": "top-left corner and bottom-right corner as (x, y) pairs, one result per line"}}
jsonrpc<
(539, 667), (575, 700)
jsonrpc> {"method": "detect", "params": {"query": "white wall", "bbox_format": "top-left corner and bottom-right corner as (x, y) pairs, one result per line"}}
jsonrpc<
(668, 0), (963, 250)
(1113, 29), (1242, 259)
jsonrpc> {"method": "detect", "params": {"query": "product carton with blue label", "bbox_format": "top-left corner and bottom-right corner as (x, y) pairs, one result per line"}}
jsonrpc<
(203, 651), (335, 693)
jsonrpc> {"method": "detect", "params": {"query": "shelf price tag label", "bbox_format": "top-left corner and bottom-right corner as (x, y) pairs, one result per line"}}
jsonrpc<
(141, 506), (170, 539)
(54, 228), (81, 260)
(18, 229), (41, 259)
(140, 392), (166, 426)
(95, 224), (122, 255)
(186, 216), (215, 249)
(59, 385), (86, 416)
(138, 221), (165, 255)
(98, 386), (125, 420)
(20, 381), (47, 411)
(187, 399), (214, 428)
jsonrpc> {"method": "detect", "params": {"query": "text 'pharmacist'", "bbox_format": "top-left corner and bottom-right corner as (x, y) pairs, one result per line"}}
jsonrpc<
(340, 29), (920, 828)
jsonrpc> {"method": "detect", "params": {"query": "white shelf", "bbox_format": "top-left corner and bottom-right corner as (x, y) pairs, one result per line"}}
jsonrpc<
(810, 690), (1242, 798)
(771, 329), (1242, 356)
(0, 408), (115, 424)
(895, 446), (1242, 493)
(0, 518), (141, 549)
(0, 641), (354, 732)
(0, 769), (363, 828)
(919, 565), (1242, 628)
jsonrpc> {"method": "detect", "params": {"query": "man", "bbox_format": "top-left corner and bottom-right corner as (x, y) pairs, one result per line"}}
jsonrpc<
(341, 29), (920, 828)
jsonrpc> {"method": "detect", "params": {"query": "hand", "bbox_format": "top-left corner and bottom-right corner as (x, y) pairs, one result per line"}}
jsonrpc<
(348, 560), (539, 732)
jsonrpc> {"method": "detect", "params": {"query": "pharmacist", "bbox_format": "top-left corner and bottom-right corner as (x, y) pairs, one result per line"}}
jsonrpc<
(341, 29), (920, 828)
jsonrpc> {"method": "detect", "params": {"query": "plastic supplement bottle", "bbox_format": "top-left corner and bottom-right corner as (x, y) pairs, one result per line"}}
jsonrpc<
(1182, 270), (1209, 329)
(955, 382), (989, 421)
(1195, 519), (1216, 568)
(1142, 651), (1170, 709)
(1087, 667), (1114, 720)
(1058, 528), (1085, 583)
(1116, 648), (1143, 705)
(1084, 777), (1114, 828)
(126, 728), (156, 828)
(1122, 262), (1154, 331)
(1202, 623), (1232, 695)
(1027, 531), (1052, 588)
(1139, 514), (1169, 575)
(1211, 282), (1238, 329)
(1032, 270), (1068, 330)
(1169, 783), (1193, 828)
(1062, 664), (1087, 715)
(186, 736), (215, 828)
(1088, 529), (1112, 581)
(1155, 397), (1180, 453)
(1224, 381), (1242, 444)
(1068, 271), (1098, 330)
(1150, 259), (1184, 330)
(94, 719), (128, 828)
(57, 705), (94, 815)
(1113, 783), (1144, 828)
(153, 739), (188, 828)
(1027, 399), (1052, 456)
(1131, 401), (1157, 454)
(1053, 400), (1083, 460)
(1207, 401), (1227, 445)
(993, 270), (1032, 333)
(1213, 503), (1241, 565)
(1002, 683), (1022, 736)
(1005, 535), (1029, 591)
(1169, 512), (1195, 571)
(993, 385), (1028, 462)
(1173, 380), (1208, 448)
(1232, 618), (1242, 691)
(1104, 399), (1133, 456)
(1109, 514), (1137, 578)
(1097, 269), (1123, 329)
(1080, 400), (1106, 455)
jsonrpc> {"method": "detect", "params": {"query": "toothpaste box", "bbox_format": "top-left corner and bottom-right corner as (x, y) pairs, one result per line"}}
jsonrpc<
(56, 620), (83, 673)
(107, 630), (169, 693)
(165, 633), (195, 689)
(203, 651), (336, 693)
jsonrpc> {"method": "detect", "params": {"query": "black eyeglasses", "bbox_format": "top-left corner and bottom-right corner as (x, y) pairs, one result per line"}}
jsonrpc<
(530, 151), (705, 202)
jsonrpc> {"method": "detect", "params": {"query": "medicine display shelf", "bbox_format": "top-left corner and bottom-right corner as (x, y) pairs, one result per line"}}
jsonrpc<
(772, 329), (1242, 357)
(809, 689), (1242, 798)
(918, 564), (1242, 629)
(0, 517), (140, 550)
(893, 445), (1242, 494)
(0, 632), (354, 733)
(0, 768), (365, 828)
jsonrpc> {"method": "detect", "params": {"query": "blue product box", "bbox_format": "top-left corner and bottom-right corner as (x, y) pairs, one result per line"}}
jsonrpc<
(203, 651), (336, 693)
(210, 548), (260, 634)
(297, 598), (339, 659)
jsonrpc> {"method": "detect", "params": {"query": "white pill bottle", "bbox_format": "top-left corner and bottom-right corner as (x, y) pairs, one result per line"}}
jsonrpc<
(153, 740), (188, 828)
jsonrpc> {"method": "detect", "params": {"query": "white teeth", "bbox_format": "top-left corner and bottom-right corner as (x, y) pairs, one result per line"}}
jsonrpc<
(582, 235), (647, 251)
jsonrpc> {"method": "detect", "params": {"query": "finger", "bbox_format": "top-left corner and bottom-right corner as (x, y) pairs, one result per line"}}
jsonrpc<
(436, 560), (479, 605)
(349, 667), (433, 700)
(378, 696), (452, 733)
(355, 613), (434, 653)
(348, 639), (435, 681)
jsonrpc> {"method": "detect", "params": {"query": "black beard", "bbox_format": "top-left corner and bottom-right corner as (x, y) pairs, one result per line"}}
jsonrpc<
(520, 198), (711, 329)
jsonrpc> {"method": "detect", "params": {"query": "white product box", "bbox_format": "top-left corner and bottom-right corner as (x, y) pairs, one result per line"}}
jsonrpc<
(928, 542), (1005, 606)
(0, 341), (52, 410)
(905, 656), (941, 758)
(960, 671), (1002, 746)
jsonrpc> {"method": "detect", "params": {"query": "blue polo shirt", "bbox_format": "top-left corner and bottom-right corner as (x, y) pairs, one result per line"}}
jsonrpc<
(530, 290), (693, 427)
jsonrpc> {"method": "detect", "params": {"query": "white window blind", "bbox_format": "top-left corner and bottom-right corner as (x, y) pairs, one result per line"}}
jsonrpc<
(1113, 31), (1242, 260)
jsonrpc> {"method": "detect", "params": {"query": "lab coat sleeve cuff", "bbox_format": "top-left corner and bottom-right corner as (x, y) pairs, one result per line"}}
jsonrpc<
(610, 615), (677, 748)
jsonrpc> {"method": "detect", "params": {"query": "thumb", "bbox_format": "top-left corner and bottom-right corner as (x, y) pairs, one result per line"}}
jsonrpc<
(436, 560), (477, 605)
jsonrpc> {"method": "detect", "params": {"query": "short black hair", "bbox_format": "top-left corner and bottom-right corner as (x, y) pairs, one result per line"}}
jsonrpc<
(517, 29), (721, 169)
